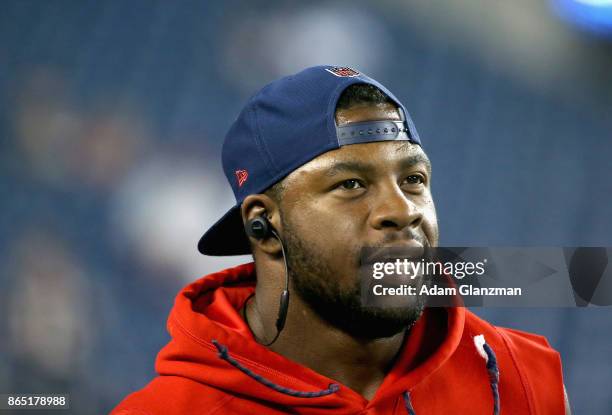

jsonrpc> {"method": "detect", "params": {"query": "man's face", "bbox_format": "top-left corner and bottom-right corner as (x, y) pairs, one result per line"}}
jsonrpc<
(277, 103), (438, 339)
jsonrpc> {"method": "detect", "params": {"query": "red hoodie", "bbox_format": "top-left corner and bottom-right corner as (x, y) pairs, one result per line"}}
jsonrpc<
(110, 263), (565, 414)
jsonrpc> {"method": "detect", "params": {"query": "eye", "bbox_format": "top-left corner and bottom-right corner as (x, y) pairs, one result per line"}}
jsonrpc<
(338, 179), (365, 190)
(403, 174), (425, 186)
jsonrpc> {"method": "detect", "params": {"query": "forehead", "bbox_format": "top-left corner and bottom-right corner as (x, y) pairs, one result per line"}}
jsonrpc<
(283, 141), (430, 184)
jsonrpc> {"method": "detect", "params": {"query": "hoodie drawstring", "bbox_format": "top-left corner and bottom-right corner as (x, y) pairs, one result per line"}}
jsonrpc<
(402, 391), (417, 415)
(403, 337), (500, 415)
(212, 340), (340, 398)
(213, 337), (499, 415)
(482, 342), (500, 415)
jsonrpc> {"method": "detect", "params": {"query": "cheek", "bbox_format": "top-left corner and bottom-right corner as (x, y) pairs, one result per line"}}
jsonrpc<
(421, 198), (439, 245)
(285, 205), (362, 269)
(288, 198), (360, 241)
(302, 215), (357, 251)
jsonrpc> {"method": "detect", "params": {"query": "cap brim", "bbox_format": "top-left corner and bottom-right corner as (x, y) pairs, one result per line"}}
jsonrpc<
(198, 205), (252, 256)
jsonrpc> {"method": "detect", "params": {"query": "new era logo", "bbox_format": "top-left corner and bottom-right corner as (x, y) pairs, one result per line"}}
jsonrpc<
(235, 169), (248, 188)
(325, 66), (360, 77)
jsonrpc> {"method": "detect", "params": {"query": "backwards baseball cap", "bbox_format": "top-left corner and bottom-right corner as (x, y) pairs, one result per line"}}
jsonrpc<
(198, 65), (421, 256)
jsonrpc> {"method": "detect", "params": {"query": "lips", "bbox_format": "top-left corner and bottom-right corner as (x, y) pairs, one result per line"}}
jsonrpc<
(362, 241), (426, 266)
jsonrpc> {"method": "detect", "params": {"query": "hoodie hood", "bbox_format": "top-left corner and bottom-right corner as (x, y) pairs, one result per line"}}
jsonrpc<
(155, 262), (469, 413)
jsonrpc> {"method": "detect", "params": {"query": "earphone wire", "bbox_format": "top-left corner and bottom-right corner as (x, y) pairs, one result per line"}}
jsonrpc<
(244, 228), (289, 347)
(270, 228), (289, 300)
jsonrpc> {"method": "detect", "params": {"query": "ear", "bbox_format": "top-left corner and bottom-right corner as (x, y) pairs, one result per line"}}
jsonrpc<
(241, 194), (283, 256)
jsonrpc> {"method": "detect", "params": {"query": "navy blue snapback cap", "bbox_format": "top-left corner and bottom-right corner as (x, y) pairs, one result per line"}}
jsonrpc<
(198, 65), (421, 256)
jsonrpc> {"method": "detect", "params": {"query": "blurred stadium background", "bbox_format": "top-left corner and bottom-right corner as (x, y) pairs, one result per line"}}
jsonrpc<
(0, 1), (611, 413)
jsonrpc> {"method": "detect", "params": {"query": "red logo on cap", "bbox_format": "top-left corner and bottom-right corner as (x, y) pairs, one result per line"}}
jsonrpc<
(325, 67), (360, 77)
(235, 169), (249, 187)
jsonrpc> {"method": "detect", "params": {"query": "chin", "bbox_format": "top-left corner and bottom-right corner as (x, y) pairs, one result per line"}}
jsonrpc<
(302, 284), (425, 340)
(344, 303), (426, 339)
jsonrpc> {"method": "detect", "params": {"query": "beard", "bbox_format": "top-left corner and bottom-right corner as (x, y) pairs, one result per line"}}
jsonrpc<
(281, 218), (425, 340)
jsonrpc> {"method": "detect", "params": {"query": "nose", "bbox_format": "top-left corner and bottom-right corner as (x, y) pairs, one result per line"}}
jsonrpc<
(369, 183), (423, 233)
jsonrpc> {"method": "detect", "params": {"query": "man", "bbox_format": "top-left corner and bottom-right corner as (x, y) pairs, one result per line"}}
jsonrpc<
(111, 66), (570, 414)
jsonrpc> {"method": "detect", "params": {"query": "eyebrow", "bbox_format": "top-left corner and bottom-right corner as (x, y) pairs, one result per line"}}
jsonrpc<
(324, 153), (431, 177)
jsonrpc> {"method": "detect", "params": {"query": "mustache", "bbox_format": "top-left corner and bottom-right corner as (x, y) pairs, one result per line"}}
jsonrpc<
(367, 229), (430, 250)
(357, 230), (431, 266)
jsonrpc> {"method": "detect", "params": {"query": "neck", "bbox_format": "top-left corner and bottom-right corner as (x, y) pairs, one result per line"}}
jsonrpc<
(243, 286), (408, 401)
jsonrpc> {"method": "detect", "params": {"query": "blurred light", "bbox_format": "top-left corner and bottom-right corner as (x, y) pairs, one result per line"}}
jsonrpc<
(387, 0), (584, 97)
(7, 230), (94, 378)
(110, 155), (251, 281)
(15, 67), (150, 190)
(576, 0), (612, 6)
(552, 0), (612, 37)
(220, 5), (392, 94)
